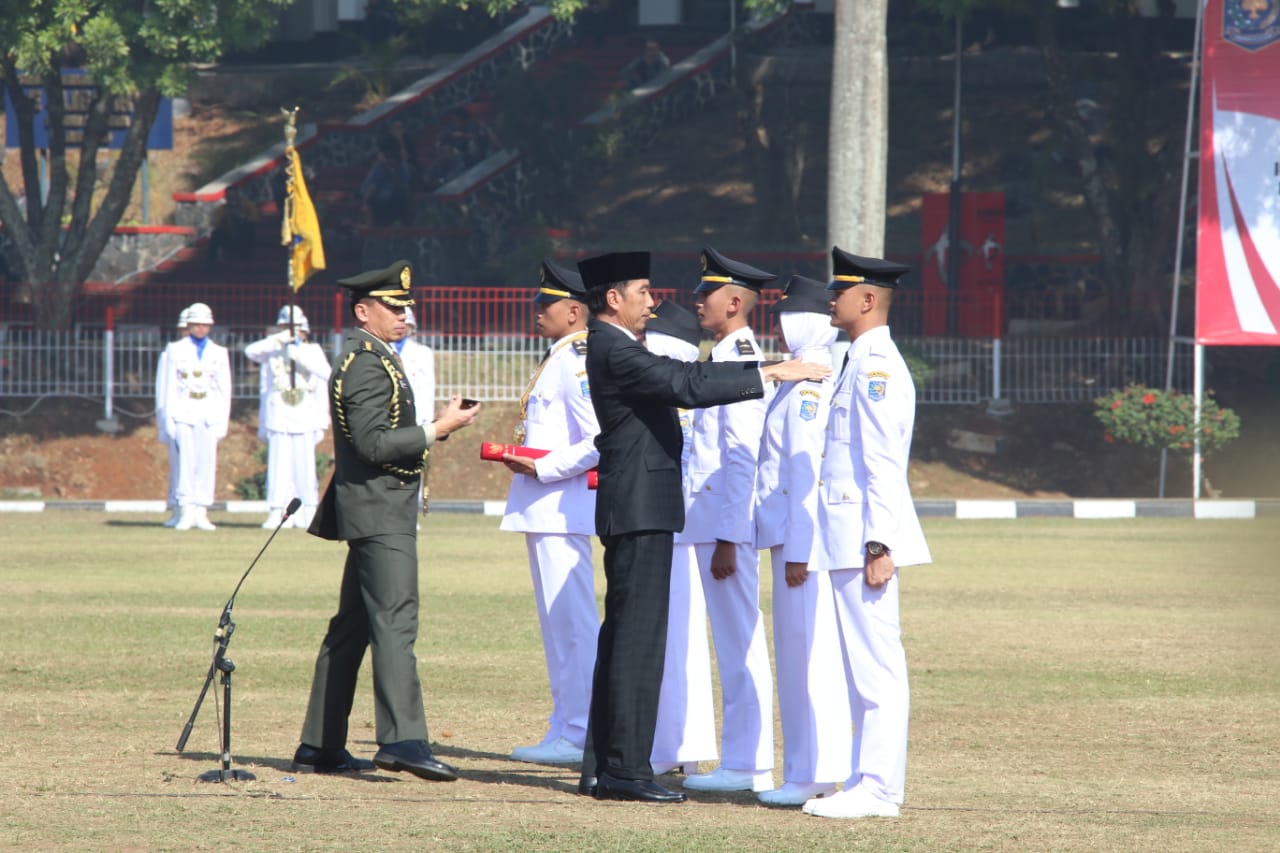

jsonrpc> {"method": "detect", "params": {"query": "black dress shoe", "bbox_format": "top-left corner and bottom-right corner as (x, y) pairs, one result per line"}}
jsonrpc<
(595, 772), (687, 803)
(578, 775), (598, 797)
(291, 744), (376, 774)
(373, 740), (459, 782)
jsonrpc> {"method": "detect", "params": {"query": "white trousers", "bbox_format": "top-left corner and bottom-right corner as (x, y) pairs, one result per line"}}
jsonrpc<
(830, 567), (910, 804)
(526, 533), (598, 748)
(266, 431), (319, 509)
(694, 540), (774, 772)
(769, 547), (852, 784)
(652, 543), (718, 766)
(173, 421), (218, 508)
(166, 439), (180, 508)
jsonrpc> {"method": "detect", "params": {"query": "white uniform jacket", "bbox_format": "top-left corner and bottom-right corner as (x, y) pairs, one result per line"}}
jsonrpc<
(159, 337), (232, 439)
(500, 332), (601, 536)
(399, 337), (436, 425)
(676, 329), (768, 546)
(755, 375), (832, 563)
(244, 334), (332, 438)
(816, 326), (931, 570)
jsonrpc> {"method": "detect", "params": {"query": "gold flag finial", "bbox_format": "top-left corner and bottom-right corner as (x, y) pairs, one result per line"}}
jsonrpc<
(282, 106), (299, 149)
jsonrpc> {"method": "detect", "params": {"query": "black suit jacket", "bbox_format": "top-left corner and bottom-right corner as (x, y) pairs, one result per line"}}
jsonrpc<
(585, 318), (765, 536)
(310, 329), (429, 541)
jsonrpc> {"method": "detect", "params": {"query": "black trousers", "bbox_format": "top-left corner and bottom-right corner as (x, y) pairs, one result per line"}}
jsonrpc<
(584, 530), (674, 781)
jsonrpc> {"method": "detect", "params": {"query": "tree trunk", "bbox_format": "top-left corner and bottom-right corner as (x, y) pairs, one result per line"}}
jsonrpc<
(740, 50), (826, 243)
(827, 0), (889, 264)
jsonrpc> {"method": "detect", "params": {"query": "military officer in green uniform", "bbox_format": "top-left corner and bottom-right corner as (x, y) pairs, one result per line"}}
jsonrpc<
(292, 260), (481, 780)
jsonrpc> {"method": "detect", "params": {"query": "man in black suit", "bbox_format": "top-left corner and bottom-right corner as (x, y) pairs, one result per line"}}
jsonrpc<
(294, 260), (480, 780)
(576, 251), (830, 803)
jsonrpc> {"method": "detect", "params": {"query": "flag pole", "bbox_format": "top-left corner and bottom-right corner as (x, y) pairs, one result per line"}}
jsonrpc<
(283, 107), (300, 390)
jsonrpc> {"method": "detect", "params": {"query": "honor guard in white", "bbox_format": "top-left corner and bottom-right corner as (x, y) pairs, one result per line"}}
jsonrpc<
(157, 306), (190, 527)
(678, 247), (776, 794)
(643, 300), (717, 776)
(754, 276), (853, 806)
(244, 306), (332, 529)
(802, 248), (932, 821)
(157, 302), (232, 531)
(501, 260), (601, 766)
(395, 306), (436, 425)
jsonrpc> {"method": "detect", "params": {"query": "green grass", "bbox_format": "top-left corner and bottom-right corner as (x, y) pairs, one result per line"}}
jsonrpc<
(1, 514), (1278, 850)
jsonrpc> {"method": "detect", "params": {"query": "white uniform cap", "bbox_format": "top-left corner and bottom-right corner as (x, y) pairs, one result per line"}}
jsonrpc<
(186, 302), (215, 325)
(276, 305), (309, 332)
(403, 305), (417, 327)
(177, 306), (191, 328)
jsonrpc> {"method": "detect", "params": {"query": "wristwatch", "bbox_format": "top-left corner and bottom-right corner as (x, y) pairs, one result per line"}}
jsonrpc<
(865, 541), (889, 557)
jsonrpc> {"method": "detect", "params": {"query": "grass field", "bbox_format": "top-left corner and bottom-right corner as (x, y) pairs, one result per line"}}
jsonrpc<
(2, 513), (1277, 851)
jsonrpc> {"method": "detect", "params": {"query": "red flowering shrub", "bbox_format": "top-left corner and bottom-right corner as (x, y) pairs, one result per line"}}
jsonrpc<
(1093, 384), (1241, 456)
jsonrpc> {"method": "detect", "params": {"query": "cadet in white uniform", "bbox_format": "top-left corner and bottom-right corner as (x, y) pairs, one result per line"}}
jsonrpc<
(159, 302), (232, 531)
(244, 306), (332, 529)
(395, 306), (436, 425)
(501, 260), (601, 766)
(802, 249), (932, 821)
(643, 300), (717, 776)
(678, 247), (776, 794)
(754, 276), (852, 806)
(157, 306), (190, 527)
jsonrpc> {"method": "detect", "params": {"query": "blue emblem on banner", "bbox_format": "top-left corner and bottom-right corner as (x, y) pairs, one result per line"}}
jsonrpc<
(799, 399), (818, 421)
(1225, 0), (1280, 51)
(868, 379), (887, 401)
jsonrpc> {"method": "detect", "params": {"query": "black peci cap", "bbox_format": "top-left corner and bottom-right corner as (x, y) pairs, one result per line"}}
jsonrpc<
(533, 260), (587, 304)
(769, 275), (831, 315)
(695, 246), (776, 294)
(336, 259), (415, 307)
(827, 247), (911, 291)
(577, 252), (651, 290)
(645, 300), (702, 348)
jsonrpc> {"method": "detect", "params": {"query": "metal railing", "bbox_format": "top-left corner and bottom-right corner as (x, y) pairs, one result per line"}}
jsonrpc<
(1, 323), (1192, 415)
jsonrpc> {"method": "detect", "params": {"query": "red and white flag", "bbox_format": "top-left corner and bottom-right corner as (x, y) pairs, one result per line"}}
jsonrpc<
(1196, 0), (1280, 345)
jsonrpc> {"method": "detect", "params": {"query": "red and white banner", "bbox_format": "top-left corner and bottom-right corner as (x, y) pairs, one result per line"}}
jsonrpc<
(1197, 0), (1280, 345)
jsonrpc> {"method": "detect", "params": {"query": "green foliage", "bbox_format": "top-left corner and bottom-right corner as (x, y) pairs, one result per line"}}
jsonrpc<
(1093, 384), (1241, 457)
(329, 32), (410, 103)
(900, 343), (935, 389)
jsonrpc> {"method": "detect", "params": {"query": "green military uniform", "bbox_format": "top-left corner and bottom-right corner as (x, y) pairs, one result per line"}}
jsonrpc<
(302, 261), (434, 749)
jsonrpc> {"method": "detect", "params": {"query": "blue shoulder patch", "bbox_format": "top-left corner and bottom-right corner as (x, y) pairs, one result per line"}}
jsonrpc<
(799, 399), (818, 421)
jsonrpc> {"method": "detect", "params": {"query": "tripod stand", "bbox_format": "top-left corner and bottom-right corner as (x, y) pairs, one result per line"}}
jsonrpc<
(175, 498), (301, 782)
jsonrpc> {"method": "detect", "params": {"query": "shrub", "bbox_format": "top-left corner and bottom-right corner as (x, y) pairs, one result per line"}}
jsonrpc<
(1093, 384), (1241, 456)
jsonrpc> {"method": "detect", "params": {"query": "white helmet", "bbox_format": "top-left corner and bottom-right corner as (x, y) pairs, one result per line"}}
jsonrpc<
(176, 306), (191, 328)
(186, 302), (215, 325)
(403, 305), (417, 327)
(276, 305), (309, 332)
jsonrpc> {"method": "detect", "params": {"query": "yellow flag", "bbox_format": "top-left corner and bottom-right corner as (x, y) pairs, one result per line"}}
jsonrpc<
(283, 147), (325, 291)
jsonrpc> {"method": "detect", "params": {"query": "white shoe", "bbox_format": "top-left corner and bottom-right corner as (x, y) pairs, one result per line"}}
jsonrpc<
(193, 506), (216, 531)
(162, 509), (181, 528)
(174, 505), (197, 531)
(682, 767), (773, 793)
(508, 736), (584, 766)
(759, 781), (837, 806)
(261, 509), (284, 529)
(802, 786), (900, 819)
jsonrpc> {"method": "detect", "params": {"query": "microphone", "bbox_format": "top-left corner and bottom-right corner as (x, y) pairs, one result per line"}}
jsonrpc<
(282, 497), (303, 521)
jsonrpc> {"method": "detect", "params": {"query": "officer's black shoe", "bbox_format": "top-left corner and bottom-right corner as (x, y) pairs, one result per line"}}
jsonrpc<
(373, 740), (459, 782)
(595, 772), (687, 803)
(291, 743), (376, 774)
(578, 774), (598, 797)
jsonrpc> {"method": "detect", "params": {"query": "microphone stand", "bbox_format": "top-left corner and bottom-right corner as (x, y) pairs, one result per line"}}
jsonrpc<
(176, 498), (302, 782)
